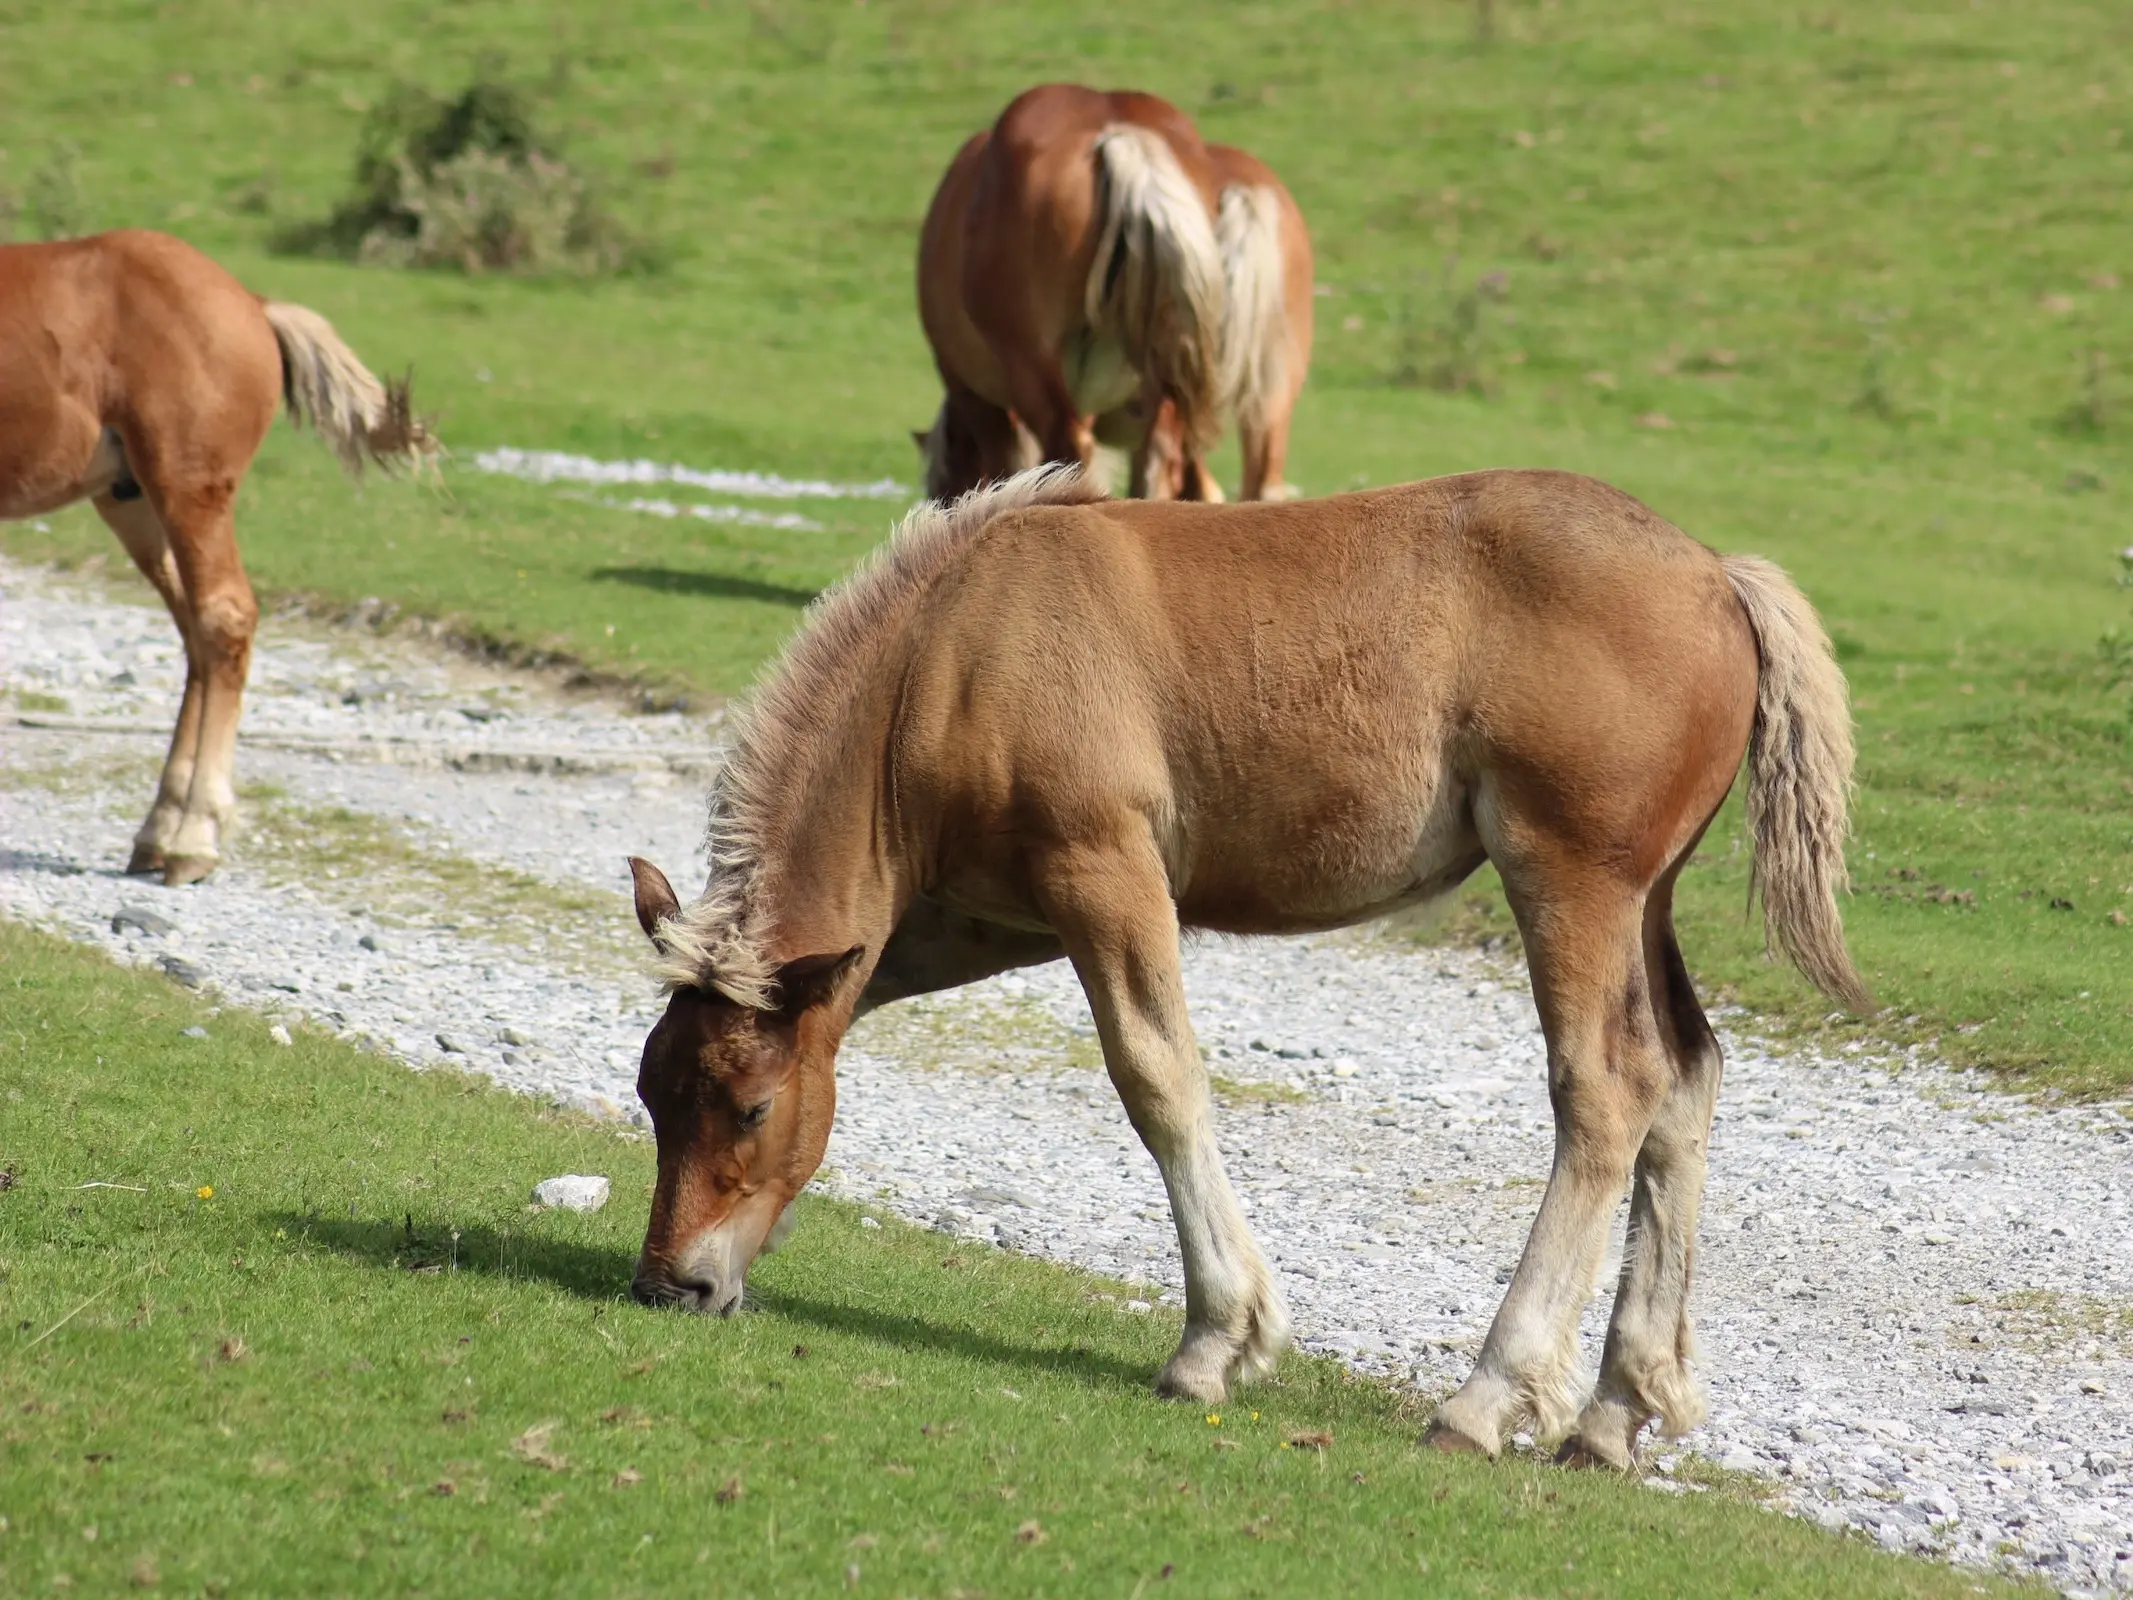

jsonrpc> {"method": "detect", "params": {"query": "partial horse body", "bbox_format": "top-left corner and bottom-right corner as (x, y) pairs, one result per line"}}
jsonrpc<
(0, 230), (433, 884)
(916, 84), (1312, 504)
(626, 467), (1869, 1470)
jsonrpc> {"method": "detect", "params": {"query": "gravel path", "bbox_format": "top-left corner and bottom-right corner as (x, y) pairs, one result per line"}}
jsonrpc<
(4, 553), (2129, 1595)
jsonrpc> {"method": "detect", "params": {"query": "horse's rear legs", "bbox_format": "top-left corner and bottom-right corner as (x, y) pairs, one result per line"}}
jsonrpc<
(1559, 907), (1723, 1469)
(1426, 877), (1668, 1456)
(99, 488), (256, 886)
(1238, 394), (1298, 503)
(1034, 834), (1289, 1402)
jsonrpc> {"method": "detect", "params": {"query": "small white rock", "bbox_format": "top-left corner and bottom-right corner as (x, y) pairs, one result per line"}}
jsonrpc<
(859, 1215), (881, 1229)
(532, 1174), (610, 1212)
(268, 1023), (293, 1047)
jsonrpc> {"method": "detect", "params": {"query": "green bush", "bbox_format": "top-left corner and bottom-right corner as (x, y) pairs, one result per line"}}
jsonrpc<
(285, 77), (639, 274)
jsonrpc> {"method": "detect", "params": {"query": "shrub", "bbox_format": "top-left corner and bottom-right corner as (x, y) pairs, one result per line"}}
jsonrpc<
(284, 77), (640, 275)
(0, 142), (90, 243)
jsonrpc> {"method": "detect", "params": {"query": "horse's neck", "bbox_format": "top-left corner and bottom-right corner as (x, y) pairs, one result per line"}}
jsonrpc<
(744, 720), (903, 967)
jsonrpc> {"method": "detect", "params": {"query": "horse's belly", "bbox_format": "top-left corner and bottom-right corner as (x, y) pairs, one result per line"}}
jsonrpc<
(1174, 777), (1481, 934)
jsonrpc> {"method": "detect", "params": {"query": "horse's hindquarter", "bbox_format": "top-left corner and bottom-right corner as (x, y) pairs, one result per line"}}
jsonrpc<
(901, 472), (1760, 936)
(0, 233), (277, 520)
(0, 242), (115, 517)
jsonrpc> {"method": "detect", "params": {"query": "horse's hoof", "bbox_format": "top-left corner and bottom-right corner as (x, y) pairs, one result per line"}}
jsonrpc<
(127, 843), (167, 875)
(162, 853), (218, 887)
(1153, 1369), (1229, 1406)
(1422, 1417), (1498, 1458)
(1554, 1437), (1632, 1472)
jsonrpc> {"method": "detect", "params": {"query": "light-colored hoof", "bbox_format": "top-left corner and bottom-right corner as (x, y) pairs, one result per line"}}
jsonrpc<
(127, 842), (168, 876)
(1154, 1288), (1290, 1405)
(1154, 1359), (1229, 1406)
(1422, 1415), (1498, 1458)
(162, 853), (218, 887)
(1562, 1394), (1647, 1471)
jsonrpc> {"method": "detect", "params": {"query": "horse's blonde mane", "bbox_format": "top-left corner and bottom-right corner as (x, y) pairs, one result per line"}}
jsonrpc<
(652, 465), (1107, 1004)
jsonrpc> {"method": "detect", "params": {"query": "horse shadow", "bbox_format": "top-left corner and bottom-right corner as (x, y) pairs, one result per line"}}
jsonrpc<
(749, 1286), (1154, 1390)
(280, 1210), (1150, 1389)
(276, 1212), (632, 1303)
(590, 566), (819, 609)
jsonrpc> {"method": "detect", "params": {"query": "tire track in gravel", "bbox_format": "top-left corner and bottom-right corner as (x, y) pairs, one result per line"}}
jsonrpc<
(3, 553), (2128, 1594)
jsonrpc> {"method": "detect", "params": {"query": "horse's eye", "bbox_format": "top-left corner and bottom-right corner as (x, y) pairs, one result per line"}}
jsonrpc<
(736, 1100), (771, 1132)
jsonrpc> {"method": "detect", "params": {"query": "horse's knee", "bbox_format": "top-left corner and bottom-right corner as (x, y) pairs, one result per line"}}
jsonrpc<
(191, 587), (257, 657)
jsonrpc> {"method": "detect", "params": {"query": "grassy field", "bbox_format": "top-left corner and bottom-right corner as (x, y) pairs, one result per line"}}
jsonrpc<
(6, 0), (2128, 1093)
(0, 920), (2023, 1598)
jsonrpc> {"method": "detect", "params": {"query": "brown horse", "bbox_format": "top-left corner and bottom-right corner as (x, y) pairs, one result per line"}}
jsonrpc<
(0, 230), (433, 885)
(916, 84), (1312, 504)
(624, 467), (1870, 1470)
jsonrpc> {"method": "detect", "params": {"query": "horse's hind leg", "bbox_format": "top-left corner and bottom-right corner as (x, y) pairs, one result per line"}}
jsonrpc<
(1426, 866), (1667, 1456)
(1237, 393), (1297, 502)
(1033, 833), (1288, 1403)
(124, 484), (256, 885)
(1559, 881), (1723, 1469)
(95, 492), (203, 876)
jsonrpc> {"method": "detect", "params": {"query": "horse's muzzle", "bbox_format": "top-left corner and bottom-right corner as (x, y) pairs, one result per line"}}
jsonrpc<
(630, 1271), (742, 1317)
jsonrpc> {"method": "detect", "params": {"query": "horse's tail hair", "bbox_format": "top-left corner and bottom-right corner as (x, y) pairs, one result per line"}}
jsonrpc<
(1723, 554), (1875, 1014)
(262, 301), (438, 476)
(1086, 124), (1227, 451)
(1214, 181), (1288, 439)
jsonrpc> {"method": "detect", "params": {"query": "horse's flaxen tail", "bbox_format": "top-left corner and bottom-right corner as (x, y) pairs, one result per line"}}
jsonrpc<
(1087, 124), (1227, 451)
(261, 301), (437, 476)
(1723, 555), (1876, 1015)
(1214, 181), (1287, 440)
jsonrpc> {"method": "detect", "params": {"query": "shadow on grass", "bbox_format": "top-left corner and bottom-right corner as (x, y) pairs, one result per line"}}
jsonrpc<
(590, 566), (819, 608)
(281, 1213), (633, 1302)
(282, 1212), (1153, 1389)
(753, 1287), (1155, 1391)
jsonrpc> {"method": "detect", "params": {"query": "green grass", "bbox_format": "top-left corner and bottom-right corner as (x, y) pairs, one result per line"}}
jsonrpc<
(0, 921), (2021, 1598)
(1, 2), (2128, 1092)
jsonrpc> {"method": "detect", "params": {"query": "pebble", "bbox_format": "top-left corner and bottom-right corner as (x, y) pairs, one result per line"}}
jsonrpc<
(111, 904), (176, 937)
(181, 1026), (207, 1040)
(157, 955), (206, 988)
(5, 555), (2130, 1596)
(268, 1023), (293, 1047)
(531, 1174), (610, 1213)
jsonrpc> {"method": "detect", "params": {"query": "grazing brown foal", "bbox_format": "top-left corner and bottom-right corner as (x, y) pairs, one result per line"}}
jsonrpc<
(0, 230), (433, 884)
(916, 83), (1313, 503)
(625, 467), (1870, 1471)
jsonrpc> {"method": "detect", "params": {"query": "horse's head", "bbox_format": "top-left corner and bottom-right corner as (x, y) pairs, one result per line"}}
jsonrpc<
(914, 403), (970, 502)
(624, 858), (861, 1316)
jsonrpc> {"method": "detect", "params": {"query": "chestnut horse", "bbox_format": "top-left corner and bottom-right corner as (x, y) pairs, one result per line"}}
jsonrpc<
(625, 467), (1870, 1469)
(0, 230), (433, 884)
(916, 84), (1313, 504)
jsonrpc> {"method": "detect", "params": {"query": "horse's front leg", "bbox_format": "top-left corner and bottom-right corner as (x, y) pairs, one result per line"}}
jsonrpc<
(1033, 834), (1289, 1402)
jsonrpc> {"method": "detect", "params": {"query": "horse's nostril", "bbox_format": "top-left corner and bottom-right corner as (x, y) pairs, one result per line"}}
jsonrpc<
(631, 1273), (688, 1309)
(633, 1271), (732, 1314)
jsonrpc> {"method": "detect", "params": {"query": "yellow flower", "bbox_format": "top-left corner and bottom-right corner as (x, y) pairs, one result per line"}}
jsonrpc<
(1205, 1413), (1221, 1427)
(196, 1185), (214, 1200)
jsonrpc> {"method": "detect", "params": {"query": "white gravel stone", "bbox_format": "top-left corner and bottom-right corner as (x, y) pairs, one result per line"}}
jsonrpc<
(531, 1174), (611, 1212)
(5, 553), (2130, 1594)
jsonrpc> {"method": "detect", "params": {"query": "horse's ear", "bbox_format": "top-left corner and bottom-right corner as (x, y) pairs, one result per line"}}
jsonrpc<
(628, 856), (682, 949)
(775, 946), (865, 1013)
